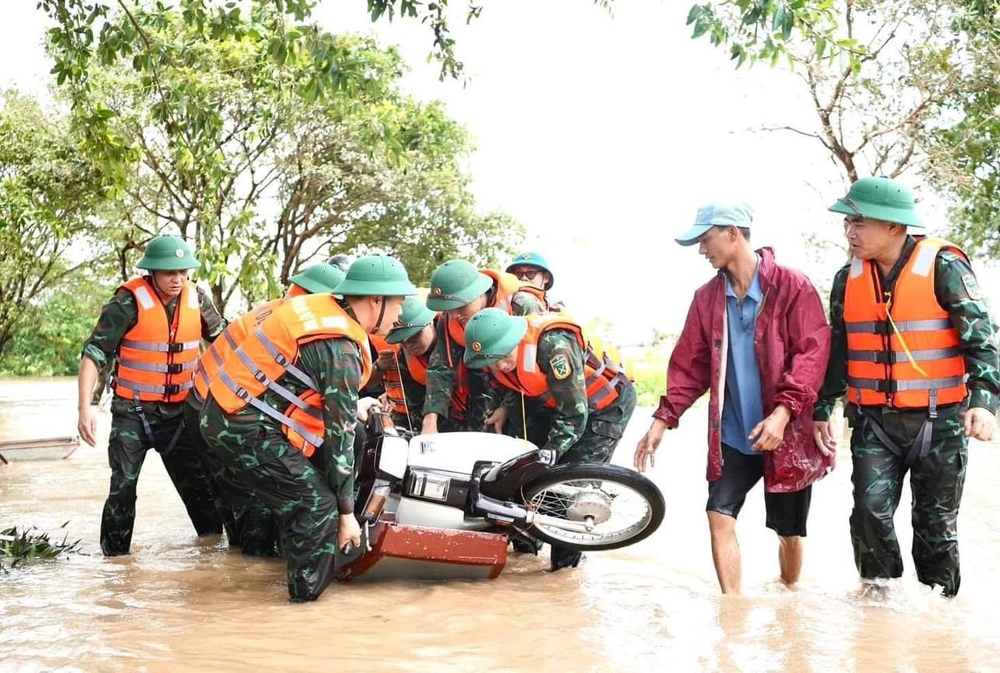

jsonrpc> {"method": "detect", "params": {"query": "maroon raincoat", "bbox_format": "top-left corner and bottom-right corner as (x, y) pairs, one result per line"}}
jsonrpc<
(653, 248), (834, 492)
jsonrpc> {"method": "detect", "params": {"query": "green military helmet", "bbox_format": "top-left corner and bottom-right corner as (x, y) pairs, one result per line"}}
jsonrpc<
(426, 259), (493, 311)
(505, 251), (554, 290)
(828, 176), (922, 228)
(386, 296), (437, 344)
(333, 254), (418, 297)
(288, 263), (346, 295)
(136, 235), (199, 271)
(463, 308), (528, 369)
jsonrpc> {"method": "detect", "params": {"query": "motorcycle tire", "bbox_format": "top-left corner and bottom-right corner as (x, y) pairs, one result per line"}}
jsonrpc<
(521, 462), (665, 552)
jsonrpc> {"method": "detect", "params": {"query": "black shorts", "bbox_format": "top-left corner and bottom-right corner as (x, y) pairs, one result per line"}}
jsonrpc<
(706, 445), (812, 537)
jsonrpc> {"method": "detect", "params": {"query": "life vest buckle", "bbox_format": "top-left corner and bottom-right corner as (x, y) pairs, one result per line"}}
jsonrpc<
(163, 383), (182, 395)
(166, 342), (187, 353)
(166, 363), (186, 374)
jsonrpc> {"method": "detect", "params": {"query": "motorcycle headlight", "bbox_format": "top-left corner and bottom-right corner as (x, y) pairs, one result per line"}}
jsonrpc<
(408, 469), (451, 501)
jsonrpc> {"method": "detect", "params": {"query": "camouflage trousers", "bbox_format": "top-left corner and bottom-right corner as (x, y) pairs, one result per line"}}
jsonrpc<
(183, 399), (280, 557)
(100, 399), (223, 556)
(199, 397), (341, 602)
(849, 406), (968, 597)
(551, 382), (637, 570)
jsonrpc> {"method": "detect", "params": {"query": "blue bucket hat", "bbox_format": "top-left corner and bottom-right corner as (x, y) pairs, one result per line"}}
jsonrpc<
(675, 202), (754, 246)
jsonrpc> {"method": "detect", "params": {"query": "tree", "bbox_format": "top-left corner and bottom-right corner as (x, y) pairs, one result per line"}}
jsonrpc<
(0, 90), (107, 357)
(75, 3), (521, 311)
(691, 0), (995, 264)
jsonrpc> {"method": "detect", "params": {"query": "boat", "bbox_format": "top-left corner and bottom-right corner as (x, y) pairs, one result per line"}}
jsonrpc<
(0, 436), (79, 463)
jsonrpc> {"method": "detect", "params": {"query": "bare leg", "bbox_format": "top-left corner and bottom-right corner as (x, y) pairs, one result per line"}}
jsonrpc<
(708, 511), (741, 594)
(778, 535), (803, 586)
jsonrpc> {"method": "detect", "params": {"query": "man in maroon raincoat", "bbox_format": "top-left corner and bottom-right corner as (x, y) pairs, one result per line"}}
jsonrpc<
(634, 202), (833, 594)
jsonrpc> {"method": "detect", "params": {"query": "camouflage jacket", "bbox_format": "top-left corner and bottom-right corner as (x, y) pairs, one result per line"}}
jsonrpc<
(81, 278), (227, 417)
(814, 236), (1000, 423)
(199, 333), (364, 514)
(390, 349), (430, 431)
(423, 287), (546, 426)
(486, 328), (591, 458)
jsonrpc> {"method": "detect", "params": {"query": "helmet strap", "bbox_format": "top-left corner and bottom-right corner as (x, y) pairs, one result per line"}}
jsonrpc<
(371, 295), (388, 334)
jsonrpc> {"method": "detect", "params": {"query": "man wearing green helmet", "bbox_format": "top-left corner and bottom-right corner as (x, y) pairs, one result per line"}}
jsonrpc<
(181, 260), (348, 558)
(285, 262), (347, 298)
(77, 234), (227, 556)
(422, 259), (547, 434)
(380, 296), (452, 432)
(813, 176), (999, 597)
(463, 308), (636, 570)
(197, 254), (417, 602)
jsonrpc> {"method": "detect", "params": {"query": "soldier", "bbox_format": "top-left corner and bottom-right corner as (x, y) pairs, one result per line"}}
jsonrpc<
(381, 296), (443, 432)
(812, 176), (999, 598)
(197, 255), (416, 602)
(633, 202), (832, 594)
(285, 262), (347, 299)
(186, 261), (347, 556)
(422, 259), (547, 434)
(76, 235), (225, 556)
(463, 308), (637, 570)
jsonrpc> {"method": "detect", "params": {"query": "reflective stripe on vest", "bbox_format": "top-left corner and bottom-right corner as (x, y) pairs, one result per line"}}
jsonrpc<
(112, 277), (201, 404)
(843, 237), (968, 409)
(199, 294), (372, 456)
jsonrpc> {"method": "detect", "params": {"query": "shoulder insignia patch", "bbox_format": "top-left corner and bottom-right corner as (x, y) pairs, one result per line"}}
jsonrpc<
(549, 353), (571, 380)
(961, 272), (982, 301)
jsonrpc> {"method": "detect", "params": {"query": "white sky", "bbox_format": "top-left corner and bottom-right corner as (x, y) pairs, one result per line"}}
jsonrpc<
(2, 0), (996, 346)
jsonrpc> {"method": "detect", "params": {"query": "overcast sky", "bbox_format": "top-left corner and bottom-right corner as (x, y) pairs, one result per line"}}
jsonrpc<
(2, 0), (996, 346)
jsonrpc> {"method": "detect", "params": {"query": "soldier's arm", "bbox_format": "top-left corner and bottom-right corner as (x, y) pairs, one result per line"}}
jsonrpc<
(813, 265), (851, 422)
(197, 286), (228, 342)
(510, 291), (546, 317)
(537, 330), (589, 457)
(935, 251), (1000, 413)
(422, 320), (457, 417)
(298, 338), (363, 514)
(80, 289), (137, 369)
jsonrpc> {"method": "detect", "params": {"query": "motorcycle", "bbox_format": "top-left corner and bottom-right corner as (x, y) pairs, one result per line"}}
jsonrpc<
(335, 413), (666, 582)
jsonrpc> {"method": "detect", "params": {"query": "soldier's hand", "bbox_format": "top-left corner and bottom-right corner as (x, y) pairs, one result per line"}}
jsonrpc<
(338, 514), (362, 553)
(634, 419), (668, 473)
(964, 407), (997, 442)
(484, 406), (507, 434)
(750, 404), (791, 451)
(78, 405), (98, 447)
(356, 397), (381, 423)
(812, 421), (838, 457)
(375, 349), (395, 372)
(421, 413), (439, 435)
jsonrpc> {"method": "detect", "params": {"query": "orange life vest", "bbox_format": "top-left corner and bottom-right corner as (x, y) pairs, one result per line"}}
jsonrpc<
(384, 349), (432, 418)
(844, 237), (967, 409)
(193, 298), (284, 403)
(285, 284), (308, 298)
(444, 269), (547, 348)
(199, 294), (373, 456)
(493, 314), (629, 411)
(113, 277), (202, 404)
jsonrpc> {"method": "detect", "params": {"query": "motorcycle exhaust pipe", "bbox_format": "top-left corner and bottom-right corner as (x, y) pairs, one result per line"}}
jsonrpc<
(472, 492), (532, 524)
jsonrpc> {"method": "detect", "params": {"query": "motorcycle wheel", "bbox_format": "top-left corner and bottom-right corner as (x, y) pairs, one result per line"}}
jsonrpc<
(520, 463), (665, 552)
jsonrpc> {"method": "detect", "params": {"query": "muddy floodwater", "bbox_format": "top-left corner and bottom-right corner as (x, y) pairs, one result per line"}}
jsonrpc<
(2, 378), (999, 672)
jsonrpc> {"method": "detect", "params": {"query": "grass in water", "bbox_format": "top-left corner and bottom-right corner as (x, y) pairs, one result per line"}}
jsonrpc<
(0, 522), (82, 571)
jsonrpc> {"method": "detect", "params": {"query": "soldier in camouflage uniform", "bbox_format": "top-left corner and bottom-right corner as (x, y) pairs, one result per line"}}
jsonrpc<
(382, 296), (451, 432)
(77, 235), (226, 556)
(422, 259), (547, 434)
(464, 308), (636, 570)
(184, 262), (348, 557)
(813, 177), (999, 597)
(198, 255), (416, 602)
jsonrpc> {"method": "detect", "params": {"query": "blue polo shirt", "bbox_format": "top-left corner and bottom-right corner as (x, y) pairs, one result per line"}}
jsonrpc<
(721, 262), (765, 455)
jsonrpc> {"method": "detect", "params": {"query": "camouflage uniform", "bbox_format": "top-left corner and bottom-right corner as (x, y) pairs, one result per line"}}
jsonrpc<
(81, 281), (227, 556)
(198, 325), (362, 602)
(423, 289), (546, 430)
(489, 328), (638, 567)
(184, 395), (280, 557)
(814, 236), (1000, 596)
